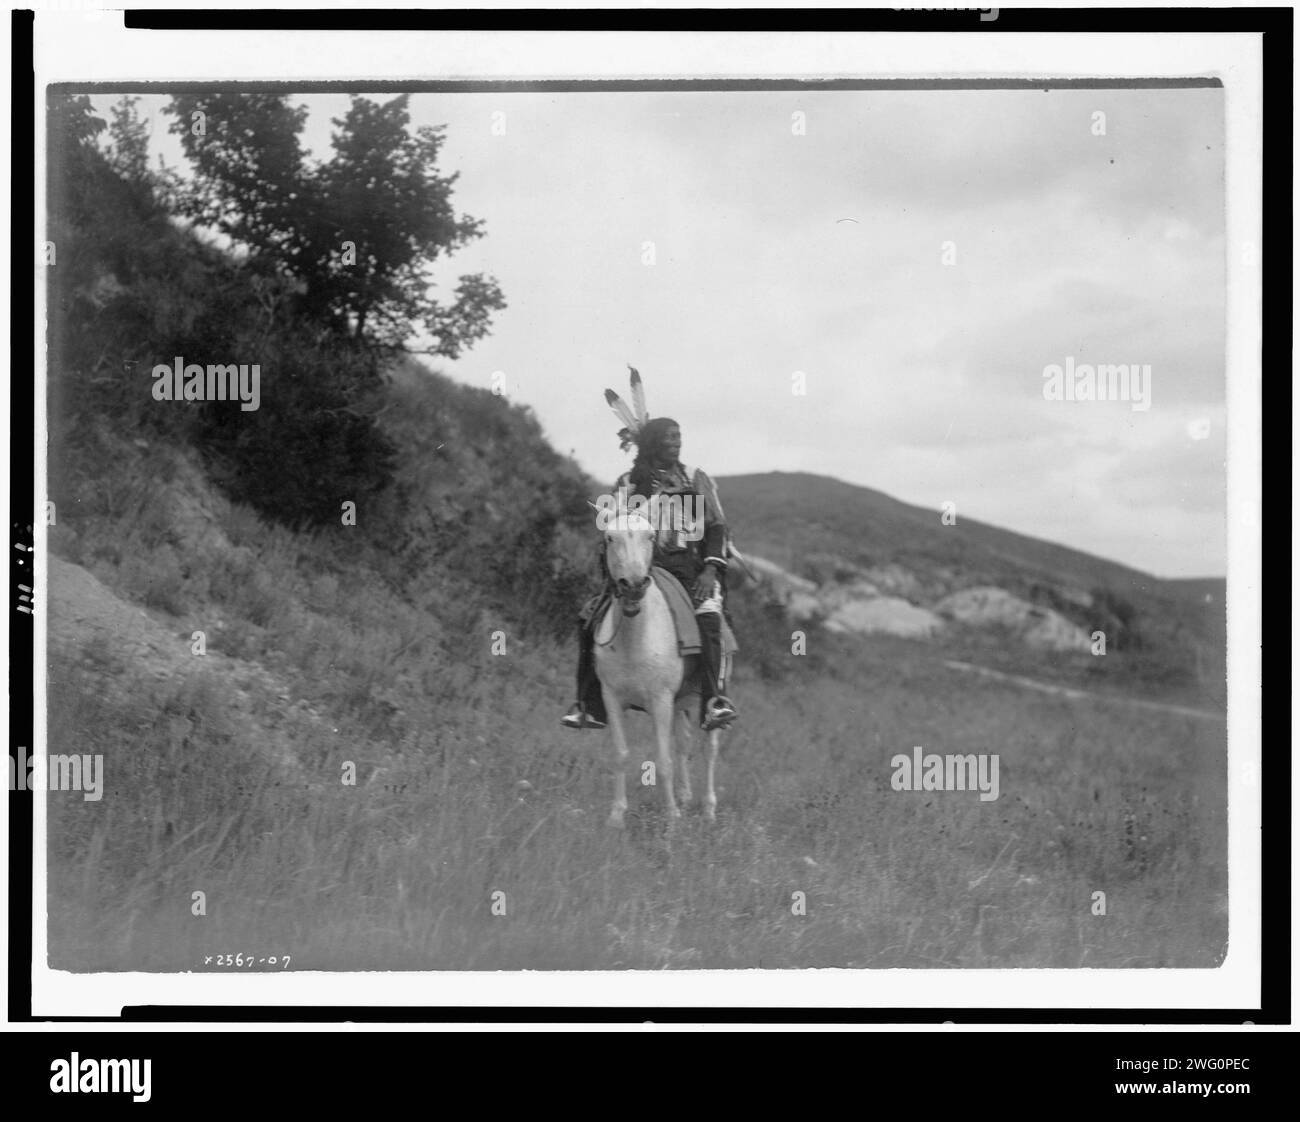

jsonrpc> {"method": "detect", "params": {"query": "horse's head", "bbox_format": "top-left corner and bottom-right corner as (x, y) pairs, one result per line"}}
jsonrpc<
(604, 508), (655, 616)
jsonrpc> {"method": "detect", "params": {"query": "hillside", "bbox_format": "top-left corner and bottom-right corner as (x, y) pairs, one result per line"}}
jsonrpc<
(721, 472), (1156, 593)
(45, 392), (1228, 973)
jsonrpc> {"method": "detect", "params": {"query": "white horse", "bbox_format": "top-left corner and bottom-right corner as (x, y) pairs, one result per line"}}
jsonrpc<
(595, 509), (722, 827)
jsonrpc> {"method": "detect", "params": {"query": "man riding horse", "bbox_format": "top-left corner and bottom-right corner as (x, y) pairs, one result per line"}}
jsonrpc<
(562, 370), (740, 734)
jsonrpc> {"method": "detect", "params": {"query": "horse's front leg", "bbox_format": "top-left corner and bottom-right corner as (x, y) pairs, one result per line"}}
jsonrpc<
(703, 727), (721, 821)
(674, 706), (694, 809)
(604, 686), (630, 828)
(651, 695), (680, 819)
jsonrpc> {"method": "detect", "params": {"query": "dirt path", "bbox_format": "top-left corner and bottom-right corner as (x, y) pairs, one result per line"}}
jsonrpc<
(942, 659), (1226, 723)
(47, 555), (325, 778)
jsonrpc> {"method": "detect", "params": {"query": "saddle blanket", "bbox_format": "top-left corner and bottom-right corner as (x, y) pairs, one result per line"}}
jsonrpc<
(588, 567), (738, 657)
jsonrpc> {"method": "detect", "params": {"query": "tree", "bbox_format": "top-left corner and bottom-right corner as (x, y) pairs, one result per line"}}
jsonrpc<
(163, 92), (505, 353)
(45, 91), (402, 527)
(46, 92), (106, 229)
(105, 95), (153, 186)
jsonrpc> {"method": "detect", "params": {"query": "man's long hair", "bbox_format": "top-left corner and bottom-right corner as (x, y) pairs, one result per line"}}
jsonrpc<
(627, 417), (681, 499)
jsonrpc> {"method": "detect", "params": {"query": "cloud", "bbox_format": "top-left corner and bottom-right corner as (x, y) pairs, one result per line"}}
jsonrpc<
(115, 88), (1227, 576)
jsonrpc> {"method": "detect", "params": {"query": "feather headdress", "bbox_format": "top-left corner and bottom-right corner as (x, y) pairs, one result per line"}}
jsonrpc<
(604, 366), (650, 453)
(602, 365), (756, 579)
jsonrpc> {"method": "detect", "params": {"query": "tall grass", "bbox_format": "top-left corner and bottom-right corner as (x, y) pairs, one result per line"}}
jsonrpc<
(47, 520), (1227, 969)
(45, 355), (1225, 973)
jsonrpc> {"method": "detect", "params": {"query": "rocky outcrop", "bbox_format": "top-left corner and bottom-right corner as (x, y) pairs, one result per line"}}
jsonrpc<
(934, 586), (1092, 652)
(747, 556), (1091, 651)
(747, 554), (943, 639)
(823, 596), (943, 639)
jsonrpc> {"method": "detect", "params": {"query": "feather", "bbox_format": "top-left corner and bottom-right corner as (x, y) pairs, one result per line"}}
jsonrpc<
(628, 366), (648, 426)
(604, 388), (639, 435)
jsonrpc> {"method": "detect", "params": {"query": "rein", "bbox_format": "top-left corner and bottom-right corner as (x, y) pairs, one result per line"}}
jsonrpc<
(595, 573), (652, 647)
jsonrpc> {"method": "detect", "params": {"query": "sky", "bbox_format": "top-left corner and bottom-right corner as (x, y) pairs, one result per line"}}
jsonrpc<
(109, 86), (1226, 578)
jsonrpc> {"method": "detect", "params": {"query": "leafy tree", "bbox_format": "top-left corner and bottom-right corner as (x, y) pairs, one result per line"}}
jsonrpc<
(105, 95), (152, 185)
(46, 91), (400, 528)
(46, 91), (106, 230)
(164, 93), (309, 262)
(46, 92), (162, 420)
(163, 92), (505, 353)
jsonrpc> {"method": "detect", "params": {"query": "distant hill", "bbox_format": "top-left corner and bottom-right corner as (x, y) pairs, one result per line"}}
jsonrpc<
(1162, 576), (1227, 605)
(720, 471), (1164, 598)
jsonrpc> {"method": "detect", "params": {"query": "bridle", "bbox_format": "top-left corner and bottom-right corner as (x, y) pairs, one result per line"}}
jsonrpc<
(595, 573), (651, 648)
(613, 573), (651, 615)
(597, 512), (654, 644)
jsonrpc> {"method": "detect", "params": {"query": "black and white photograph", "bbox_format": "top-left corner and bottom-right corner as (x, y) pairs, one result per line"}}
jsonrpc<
(22, 12), (1267, 1019)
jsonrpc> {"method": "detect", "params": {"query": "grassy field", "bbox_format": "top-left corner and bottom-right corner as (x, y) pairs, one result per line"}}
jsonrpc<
(47, 482), (1227, 970)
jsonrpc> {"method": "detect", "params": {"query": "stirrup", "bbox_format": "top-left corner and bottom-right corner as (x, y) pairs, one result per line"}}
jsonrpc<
(702, 695), (738, 731)
(561, 704), (606, 731)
